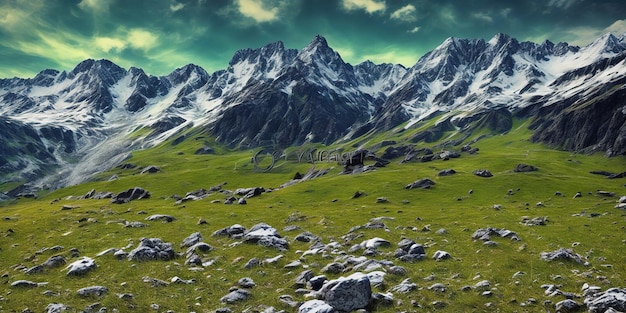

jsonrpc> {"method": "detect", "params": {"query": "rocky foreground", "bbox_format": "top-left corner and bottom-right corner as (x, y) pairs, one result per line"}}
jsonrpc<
(6, 193), (626, 312)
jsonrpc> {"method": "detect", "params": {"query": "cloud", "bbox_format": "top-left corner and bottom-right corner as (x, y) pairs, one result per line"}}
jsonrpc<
(605, 19), (626, 35)
(547, 0), (583, 9)
(93, 28), (159, 52)
(438, 6), (457, 25)
(128, 29), (159, 50)
(94, 37), (126, 52)
(235, 0), (280, 22)
(390, 5), (416, 22)
(500, 8), (512, 18)
(408, 26), (420, 33)
(472, 12), (493, 23)
(170, 2), (186, 12)
(342, 0), (386, 14)
(78, 0), (114, 13)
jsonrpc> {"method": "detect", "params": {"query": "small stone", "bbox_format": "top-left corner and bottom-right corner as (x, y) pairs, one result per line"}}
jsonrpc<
(77, 286), (108, 297)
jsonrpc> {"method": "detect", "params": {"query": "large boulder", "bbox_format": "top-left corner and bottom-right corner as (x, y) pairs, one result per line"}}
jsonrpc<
(111, 187), (150, 204)
(243, 223), (289, 251)
(584, 287), (626, 313)
(128, 238), (175, 261)
(405, 178), (436, 189)
(318, 272), (372, 312)
(65, 257), (96, 275)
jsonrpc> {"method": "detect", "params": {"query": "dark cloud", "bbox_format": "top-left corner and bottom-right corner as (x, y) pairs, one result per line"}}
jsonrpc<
(0, 0), (625, 78)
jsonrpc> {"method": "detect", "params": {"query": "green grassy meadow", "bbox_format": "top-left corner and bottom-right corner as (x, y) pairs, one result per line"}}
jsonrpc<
(1, 117), (625, 312)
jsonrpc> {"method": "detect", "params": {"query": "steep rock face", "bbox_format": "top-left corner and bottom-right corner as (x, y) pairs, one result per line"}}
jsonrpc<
(0, 117), (58, 181)
(530, 77), (626, 156)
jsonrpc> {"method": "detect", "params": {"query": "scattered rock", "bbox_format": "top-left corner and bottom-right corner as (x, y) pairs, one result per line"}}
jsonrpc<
(298, 300), (335, 313)
(65, 257), (96, 276)
(405, 178), (436, 189)
(213, 224), (246, 239)
(351, 191), (367, 199)
(220, 288), (251, 303)
(76, 286), (108, 297)
(10, 280), (40, 288)
(238, 277), (256, 288)
(432, 250), (451, 261)
(360, 237), (391, 249)
(522, 216), (548, 226)
(295, 231), (320, 243)
(243, 223), (289, 251)
(308, 275), (328, 291)
(45, 303), (68, 313)
(321, 262), (345, 274)
(540, 248), (588, 265)
(145, 214), (176, 223)
(555, 299), (580, 312)
(181, 232), (202, 248)
(294, 270), (314, 288)
(473, 169), (493, 177)
(318, 272), (372, 312)
(428, 283), (447, 292)
(111, 187), (150, 204)
(437, 169), (456, 176)
(390, 278), (417, 293)
(597, 190), (616, 197)
(141, 165), (160, 174)
(584, 287), (626, 313)
(472, 227), (521, 241)
(128, 238), (175, 261)
(244, 258), (261, 269)
(514, 164), (538, 172)
(195, 146), (215, 155)
(234, 187), (265, 199)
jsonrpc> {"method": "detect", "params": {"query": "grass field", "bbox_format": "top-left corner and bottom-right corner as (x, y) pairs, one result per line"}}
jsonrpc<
(1, 117), (625, 312)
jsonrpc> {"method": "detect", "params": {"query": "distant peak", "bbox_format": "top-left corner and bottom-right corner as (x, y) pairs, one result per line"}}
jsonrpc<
(488, 32), (512, 46)
(307, 35), (329, 48)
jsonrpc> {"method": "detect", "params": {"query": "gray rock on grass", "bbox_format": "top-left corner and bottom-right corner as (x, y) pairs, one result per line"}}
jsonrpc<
(111, 187), (150, 204)
(213, 224), (247, 239)
(65, 257), (96, 275)
(540, 248), (588, 265)
(243, 223), (289, 251)
(11, 280), (41, 288)
(77, 286), (108, 297)
(128, 238), (176, 261)
(473, 169), (493, 177)
(220, 288), (251, 303)
(584, 287), (626, 313)
(318, 272), (372, 312)
(298, 300), (335, 313)
(432, 250), (451, 261)
(405, 178), (436, 189)
(145, 214), (176, 223)
(181, 232), (202, 248)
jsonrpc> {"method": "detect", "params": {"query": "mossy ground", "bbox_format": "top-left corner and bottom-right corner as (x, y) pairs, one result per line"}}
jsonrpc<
(1, 117), (625, 312)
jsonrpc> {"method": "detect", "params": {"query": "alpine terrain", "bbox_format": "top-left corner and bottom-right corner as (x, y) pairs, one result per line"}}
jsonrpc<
(1, 33), (626, 195)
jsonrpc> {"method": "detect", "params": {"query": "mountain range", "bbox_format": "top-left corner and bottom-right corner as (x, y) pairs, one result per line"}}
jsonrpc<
(1, 33), (626, 194)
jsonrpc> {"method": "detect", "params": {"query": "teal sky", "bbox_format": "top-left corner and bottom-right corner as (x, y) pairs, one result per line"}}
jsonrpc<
(1, 0), (626, 78)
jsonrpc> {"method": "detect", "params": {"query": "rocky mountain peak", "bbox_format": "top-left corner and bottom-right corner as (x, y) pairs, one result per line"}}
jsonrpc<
(166, 64), (209, 86)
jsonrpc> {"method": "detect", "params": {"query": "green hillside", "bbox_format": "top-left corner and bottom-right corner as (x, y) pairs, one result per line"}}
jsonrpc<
(1, 116), (625, 312)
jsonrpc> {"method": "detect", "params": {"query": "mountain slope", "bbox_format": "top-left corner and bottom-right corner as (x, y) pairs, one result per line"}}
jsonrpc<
(1, 33), (625, 193)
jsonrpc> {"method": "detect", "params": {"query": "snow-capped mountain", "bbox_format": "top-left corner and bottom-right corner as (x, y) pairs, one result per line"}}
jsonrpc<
(1, 33), (625, 193)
